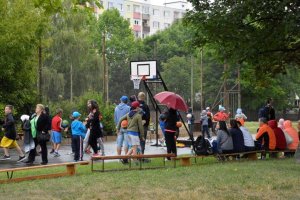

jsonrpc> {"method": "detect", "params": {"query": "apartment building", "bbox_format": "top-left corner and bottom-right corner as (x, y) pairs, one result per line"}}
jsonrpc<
(94, 0), (187, 38)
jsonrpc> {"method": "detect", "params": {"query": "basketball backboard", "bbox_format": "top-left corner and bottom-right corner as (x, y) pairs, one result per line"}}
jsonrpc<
(130, 60), (157, 80)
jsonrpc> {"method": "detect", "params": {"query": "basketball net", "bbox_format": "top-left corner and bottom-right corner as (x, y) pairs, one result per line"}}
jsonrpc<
(132, 75), (146, 90)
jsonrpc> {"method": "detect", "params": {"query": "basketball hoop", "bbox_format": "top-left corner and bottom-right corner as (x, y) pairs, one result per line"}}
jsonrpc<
(131, 75), (146, 90)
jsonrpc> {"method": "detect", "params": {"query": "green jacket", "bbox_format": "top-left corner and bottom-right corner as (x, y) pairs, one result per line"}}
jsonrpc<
(117, 110), (144, 138)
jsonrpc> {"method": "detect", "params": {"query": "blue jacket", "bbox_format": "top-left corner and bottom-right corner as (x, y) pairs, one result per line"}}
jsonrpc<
(114, 103), (130, 125)
(71, 120), (86, 138)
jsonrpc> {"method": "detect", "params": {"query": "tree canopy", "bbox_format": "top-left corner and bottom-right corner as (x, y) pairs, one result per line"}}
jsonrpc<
(185, 0), (300, 75)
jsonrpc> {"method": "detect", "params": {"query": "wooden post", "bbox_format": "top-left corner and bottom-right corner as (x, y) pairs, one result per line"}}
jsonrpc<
(70, 63), (73, 102)
(66, 164), (75, 175)
(237, 66), (241, 108)
(191, 56), (194, 110)
(38, 40), (42, 102)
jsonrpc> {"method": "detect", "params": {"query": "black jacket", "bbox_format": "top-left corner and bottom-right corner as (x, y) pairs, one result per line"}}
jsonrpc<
(229, 128), (245, 153)
(2, 113), (16, 140)
(165, 108), (179, 132)
(86, 111), (102, 138)
(36, 113), (51, 134)
(138, 100), (150, 127)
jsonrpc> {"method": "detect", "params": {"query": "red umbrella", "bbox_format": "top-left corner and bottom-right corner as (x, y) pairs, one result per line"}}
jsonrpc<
(154, 91), (189, 112)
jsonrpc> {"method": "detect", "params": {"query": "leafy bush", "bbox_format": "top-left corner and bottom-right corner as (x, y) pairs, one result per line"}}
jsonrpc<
(48, 91), (116, 135)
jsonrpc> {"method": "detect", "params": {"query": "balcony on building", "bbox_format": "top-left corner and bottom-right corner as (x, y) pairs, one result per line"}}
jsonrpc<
(133, 25), (141, 32)
(142, 14), (150, 20)
(133, 12), (141, 19)
(174, 11), (180, 20)
(142, 20), (150, 32)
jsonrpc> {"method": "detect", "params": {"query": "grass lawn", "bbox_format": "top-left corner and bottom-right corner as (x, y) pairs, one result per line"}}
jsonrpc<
(0, 158), (299, 200)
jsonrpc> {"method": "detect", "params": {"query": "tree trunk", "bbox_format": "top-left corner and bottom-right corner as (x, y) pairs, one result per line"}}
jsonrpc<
(38, 40), (42, 102)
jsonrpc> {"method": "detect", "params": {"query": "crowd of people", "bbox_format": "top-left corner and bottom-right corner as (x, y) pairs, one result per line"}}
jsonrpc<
(0, 96), (299, 166)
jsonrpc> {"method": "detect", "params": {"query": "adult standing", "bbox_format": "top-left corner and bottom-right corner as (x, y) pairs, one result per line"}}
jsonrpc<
(86, 100), (102, 156)
(137, 92), (150, 155)
(258, 98), (276, 121)
(26, 104), (50, 165)
(114, 96), (130, 156)
(164, 108), (179, 160)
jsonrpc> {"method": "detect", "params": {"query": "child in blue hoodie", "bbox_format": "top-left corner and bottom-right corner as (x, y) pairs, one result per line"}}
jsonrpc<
(71, 111), (86, 161)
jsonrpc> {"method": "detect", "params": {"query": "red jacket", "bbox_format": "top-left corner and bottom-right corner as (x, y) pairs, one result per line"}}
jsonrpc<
(268, 120), (287, 150)
(213, 111), (230, 121)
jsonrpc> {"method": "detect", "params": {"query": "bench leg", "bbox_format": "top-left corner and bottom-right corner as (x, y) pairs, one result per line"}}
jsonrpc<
(163, 157), (166, 167)
(174, 159), (176, 168)
(66, 164), (75, 175)
(102, 160), (105, 172)
(91, 160), (94, 172)
(6, 171), (14, 179)
(248, 153), (258, 160)
(139, 159), (142, 170)
(129, 159), (131, 169)
(181, 158), (191, 166)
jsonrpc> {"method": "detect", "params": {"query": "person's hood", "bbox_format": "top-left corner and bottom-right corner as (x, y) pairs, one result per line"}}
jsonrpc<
(201, 110), (207, 115)
(268, 120), (277, 129)
(117, 103), (128, 110)
(284, 120), (292, 129)
(128, 110), (137, 118)
(236, 108), (242, 114)
(278, 118), (284, 128)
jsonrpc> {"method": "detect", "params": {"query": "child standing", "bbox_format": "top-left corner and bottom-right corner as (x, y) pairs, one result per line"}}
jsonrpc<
(0, 105), (26, 161)
(200, 110), (211, 139)
(71, 112), (86, 161)
(186, 108), (195, 138)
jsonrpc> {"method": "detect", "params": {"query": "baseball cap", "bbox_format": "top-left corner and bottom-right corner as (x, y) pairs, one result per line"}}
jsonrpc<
(131, 101), (140, 109)
(120, 96), (128, 102)
(72, 111), (81, 118)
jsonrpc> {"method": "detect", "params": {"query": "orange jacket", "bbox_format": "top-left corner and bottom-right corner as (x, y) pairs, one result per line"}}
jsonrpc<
(255, 124), (276, 150)
(284, 120), (299, 150)
(213, 112), (230, 121)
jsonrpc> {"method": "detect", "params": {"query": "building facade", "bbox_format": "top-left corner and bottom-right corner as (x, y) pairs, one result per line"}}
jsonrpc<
(94, 0), (187, 38)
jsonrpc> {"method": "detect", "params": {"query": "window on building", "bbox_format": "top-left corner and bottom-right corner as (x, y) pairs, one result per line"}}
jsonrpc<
(164, 11), (170, 17)
(164, 23), (170, 28)
(135, 31), (141, 38)
(142, 6), (149, 14)
(153, 21), (160, 29)
(108, 2), (113, 9)
(153, 9), (159, 16)
(133, 5), (140, 12)
(134, 20), (139, 25)
(118, 4), (123, 11)
(127, 5), (130, 12)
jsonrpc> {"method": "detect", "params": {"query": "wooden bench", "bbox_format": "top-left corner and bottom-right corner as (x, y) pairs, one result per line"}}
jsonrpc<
(91, 154), (176, 172)
(0, 161), (89, 184)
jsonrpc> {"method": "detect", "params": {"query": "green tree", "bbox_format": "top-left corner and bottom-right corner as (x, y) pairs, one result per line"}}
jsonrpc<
(185, 0), (300, 76)
(0, 0), (41, 112)
(97, 9), (135, 102)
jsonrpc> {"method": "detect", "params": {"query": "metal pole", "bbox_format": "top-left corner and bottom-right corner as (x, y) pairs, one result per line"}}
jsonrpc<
(238, 66), (241, 108)
(191, 56), (194, 110)
(200, 49), (204, 110)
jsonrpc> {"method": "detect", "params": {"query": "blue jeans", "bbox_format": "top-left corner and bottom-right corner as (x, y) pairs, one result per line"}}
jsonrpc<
(116, 128), (129, 149)
(202, 125), (211, 138)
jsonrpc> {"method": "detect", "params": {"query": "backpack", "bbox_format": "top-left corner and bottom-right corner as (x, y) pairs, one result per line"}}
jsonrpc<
(194, 136), (213, 156)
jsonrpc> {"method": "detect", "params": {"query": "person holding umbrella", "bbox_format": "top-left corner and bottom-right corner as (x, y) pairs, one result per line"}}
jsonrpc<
(154, 91), (188, 160)
(164, 108), (179, 160)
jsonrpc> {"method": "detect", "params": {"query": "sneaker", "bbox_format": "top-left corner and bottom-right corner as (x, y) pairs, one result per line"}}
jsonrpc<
(92, 153), (99, 157)
(17, 156), (26, 162)
(0, 155), (11, 160)
(101, 152), (105, 156)
(85, 149), (91, 154)
(40, 162), (47, 165)
(67, 152), (74, 155)
(25, 160), (34, 165)
(54, 152), (60, 157)
(50, 149), (55, 154)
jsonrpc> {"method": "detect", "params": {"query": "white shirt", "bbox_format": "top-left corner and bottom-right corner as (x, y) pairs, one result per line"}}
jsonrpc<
(240, 126), (255, 147)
